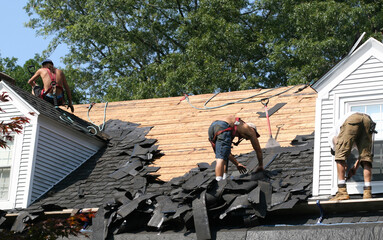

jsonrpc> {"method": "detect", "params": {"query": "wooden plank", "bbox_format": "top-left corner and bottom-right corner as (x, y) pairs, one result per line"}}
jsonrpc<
(71, 87), (317, 181)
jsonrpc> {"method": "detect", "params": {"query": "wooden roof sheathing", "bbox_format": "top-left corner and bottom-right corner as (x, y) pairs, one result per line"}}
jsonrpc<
(72, 86), (317, 181)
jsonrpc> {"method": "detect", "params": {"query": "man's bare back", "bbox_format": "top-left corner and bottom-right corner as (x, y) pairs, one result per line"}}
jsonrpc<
(33, 68), (65, 95)
(220, 115), (253, 140)
(28, 59), (74, 112)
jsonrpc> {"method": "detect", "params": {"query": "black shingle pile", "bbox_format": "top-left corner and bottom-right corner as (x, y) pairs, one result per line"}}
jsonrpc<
(6, 120), (314, 239)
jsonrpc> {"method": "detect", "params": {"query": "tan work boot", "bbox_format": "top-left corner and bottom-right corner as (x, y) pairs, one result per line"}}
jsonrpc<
(330, 187), (350, 201)
(363, 186), (372, 199)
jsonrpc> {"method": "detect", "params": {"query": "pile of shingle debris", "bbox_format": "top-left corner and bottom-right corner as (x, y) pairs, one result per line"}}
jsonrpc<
(91, 121), (314, 239)
(3, 120), (314, 240)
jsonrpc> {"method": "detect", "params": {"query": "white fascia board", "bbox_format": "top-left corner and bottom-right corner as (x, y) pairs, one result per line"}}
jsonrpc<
(312, 97), (323, 197)
(0, 81), (40, 118)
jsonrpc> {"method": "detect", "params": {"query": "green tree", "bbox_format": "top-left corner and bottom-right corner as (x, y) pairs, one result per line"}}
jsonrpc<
(24, 0), (383, 102)
(0, 56), (34, 92)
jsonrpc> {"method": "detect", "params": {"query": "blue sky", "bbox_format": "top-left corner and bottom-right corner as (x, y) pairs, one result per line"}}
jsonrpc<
(0, 1), (68, 67)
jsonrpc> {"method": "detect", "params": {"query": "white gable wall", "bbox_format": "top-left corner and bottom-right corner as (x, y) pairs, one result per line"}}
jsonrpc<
(0, 90), (37, 209)
(313, 38), (383, 197)
(26, 115), (103, 206)
(0, 81), (105, 209)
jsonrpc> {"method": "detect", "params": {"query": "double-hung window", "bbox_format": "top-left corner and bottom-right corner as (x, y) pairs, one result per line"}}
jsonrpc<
(349, 103), (383, 182)
(0, 138), (14, 200)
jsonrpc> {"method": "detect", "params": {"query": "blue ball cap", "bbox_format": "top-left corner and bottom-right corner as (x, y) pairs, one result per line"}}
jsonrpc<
(42, 59), (53, 65)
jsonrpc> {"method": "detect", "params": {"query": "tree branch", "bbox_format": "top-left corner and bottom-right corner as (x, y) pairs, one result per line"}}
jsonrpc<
(176, 0), (185, 18)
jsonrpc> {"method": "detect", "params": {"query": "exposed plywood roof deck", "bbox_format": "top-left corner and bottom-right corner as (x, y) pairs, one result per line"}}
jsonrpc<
(72, 85), (317, 181)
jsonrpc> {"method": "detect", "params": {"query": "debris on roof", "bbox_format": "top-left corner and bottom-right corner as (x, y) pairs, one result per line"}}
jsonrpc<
(257, 103), (287, 118)
(2, 120), (318, 239)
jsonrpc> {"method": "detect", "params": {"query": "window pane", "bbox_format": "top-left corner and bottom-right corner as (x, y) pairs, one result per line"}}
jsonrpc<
(367, 105), (383, 135)
(347, 104), (383, 181)
(0, 150), (12, 166)
(0, 168), (10, 200)
(366, 105), (380, 119)
(351, 106), (365, 112)
(372, 141), (383, 181)
(0, 139), (13, 166)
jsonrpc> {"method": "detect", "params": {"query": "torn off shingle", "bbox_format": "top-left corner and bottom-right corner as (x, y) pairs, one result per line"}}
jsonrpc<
(219, 195), (252, 220)
(192, 190), (211, 240)
(257, 103), (287, 118)
(117, 193), (156, 218)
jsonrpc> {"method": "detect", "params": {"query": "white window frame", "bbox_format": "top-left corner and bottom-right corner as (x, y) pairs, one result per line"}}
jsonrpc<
(0, 137), (13, 200)
(0, 134), (20, 209)
(335, 95), (383, 195)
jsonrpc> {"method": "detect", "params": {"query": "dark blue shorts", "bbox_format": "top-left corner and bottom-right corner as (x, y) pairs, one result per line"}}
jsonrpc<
(208, 120), (232, 161)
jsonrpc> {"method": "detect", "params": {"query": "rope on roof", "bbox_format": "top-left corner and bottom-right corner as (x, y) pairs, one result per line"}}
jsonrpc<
(58, 101), (108, 136)
(181, 85), (302, 111)
(87, 102), (108, 135)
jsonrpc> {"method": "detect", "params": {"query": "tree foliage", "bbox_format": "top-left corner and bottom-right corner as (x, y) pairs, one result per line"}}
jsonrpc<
(0, 92), (30, 148)
(0, 212), (92, 240)
(24, 0), (383, 102)
(0, 56), (37, 93)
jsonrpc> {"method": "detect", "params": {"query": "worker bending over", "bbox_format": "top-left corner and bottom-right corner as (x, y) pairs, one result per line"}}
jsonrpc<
(208, 115), (263, 181)
(329, 112), (376, 200)
(28, 59), (74, 112)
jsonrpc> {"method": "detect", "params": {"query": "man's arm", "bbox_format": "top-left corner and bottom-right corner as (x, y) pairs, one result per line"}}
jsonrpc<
(28, 69), (42, 88)
(228, 154), (247, 174)
(240, 124), (264, 171)
(250, 136), (263, 172)
(61, 72), (74, 112)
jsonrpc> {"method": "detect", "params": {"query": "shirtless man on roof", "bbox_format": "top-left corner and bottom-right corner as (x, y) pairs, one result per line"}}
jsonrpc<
(208, 115), (264, 181)
(28, 59), (74, 113)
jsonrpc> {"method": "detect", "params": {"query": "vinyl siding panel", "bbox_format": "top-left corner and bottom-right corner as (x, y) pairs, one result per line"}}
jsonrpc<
(317, 56), (383, 196)
(30, 126), (98, 203)
(0, 100), (32, 209)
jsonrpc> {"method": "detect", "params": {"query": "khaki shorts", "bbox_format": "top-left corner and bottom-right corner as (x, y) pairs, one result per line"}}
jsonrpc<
(335, 113), (373, 163)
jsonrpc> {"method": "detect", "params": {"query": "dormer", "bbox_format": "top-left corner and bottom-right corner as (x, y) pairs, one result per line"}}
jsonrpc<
(0, 73), (105, 209)
(312, 37), (383, 198)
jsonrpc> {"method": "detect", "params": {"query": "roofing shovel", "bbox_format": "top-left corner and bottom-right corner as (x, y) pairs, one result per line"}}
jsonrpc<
(261, 98), (280, 148)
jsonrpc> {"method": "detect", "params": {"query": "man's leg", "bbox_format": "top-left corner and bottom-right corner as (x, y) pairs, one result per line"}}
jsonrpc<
(215, 158), (225, 181)
(331, 160), (350, 201)
(223, 162), (228, 179)
(362, 162), (372, 199)
(336, 160), (347, 182)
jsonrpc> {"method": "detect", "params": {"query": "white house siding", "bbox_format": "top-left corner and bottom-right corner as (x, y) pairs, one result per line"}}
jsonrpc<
(316, 96), (335, 196)
(14, 124), (33, 208)
(316, 56), (383, 196)
(30, 125), (99, 203)
(0, 99), (32, 209)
